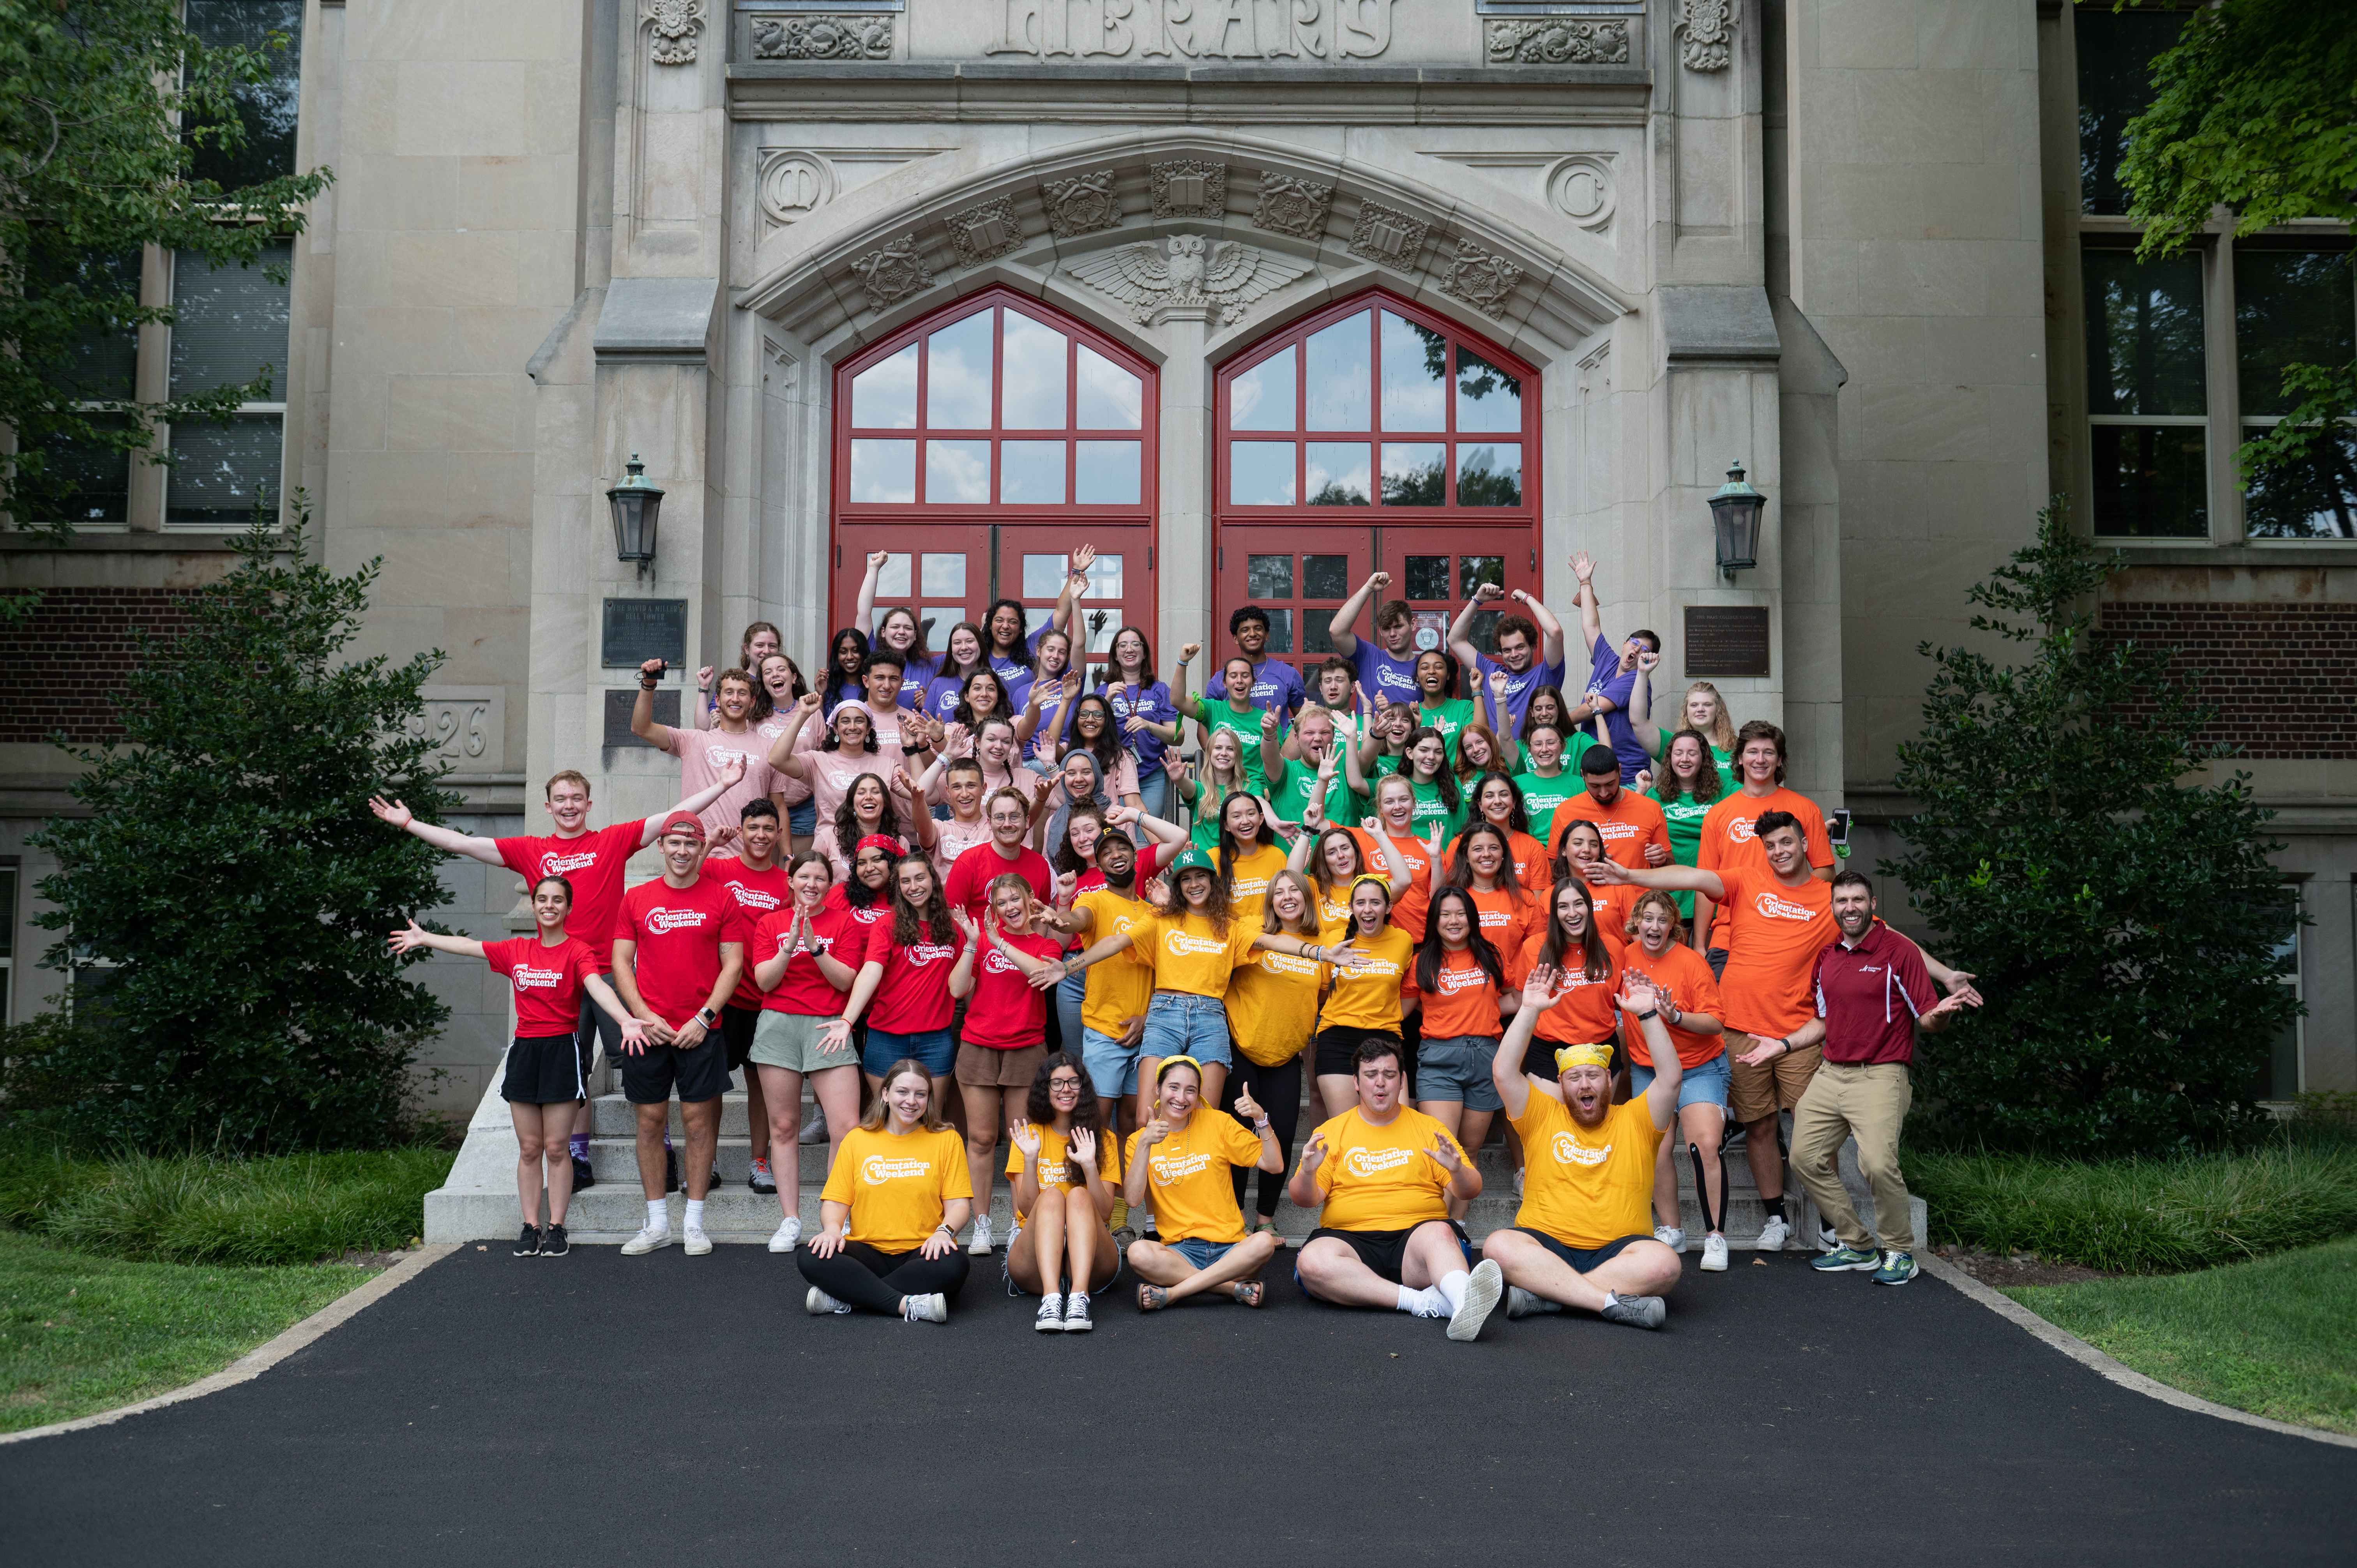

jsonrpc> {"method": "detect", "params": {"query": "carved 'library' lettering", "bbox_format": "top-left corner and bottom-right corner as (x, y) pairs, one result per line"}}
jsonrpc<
(985, 0), (1395, 61)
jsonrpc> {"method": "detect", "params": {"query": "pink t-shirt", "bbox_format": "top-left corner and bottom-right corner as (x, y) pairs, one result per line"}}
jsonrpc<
(756, 712), (815, 807)
(668, 724), (779, 835)
(931, 814), (993, 878)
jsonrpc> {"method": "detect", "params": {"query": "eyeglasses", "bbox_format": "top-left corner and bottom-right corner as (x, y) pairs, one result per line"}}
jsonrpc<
(1047, 1076), (1083, 1089)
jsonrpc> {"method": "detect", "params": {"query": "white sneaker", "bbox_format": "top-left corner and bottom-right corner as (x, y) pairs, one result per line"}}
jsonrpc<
(1816, 1218), (1841, 1250)
(805, 1285), (850, 1315)
(1756, 1215), (1792, 1252)
(1701, 1234), (1729, 1271)
(684, 1225), (712, 1257)
(797, 1107), (827, 1145)
(768, 1215), (802, 1253)
(621, 1225), (671, 1255)
(1447, 1259), (1504, 1342)
(1654, 1225), (1687, 1253)
(901, 1292), (949, 1323)
(968, 1213), (994, 1254)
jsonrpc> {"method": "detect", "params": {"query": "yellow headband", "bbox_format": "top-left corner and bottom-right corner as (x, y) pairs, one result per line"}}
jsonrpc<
(1348, 873), (1392, 898)
(1554, 1043), (1614, 1073)
(1156, 1055), (1202, 1085)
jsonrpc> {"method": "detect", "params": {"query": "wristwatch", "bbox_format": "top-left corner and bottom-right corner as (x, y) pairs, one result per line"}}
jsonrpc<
(696, 1006), (720, 1028)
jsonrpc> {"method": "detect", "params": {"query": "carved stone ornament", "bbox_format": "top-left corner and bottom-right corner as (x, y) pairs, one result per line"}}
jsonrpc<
(1041, 171), (1123, 238)
(1576, 343), (1611, 397)
(847, 233), (935, 312)
(1346, 200), (1430, 272)
(1549, 154), (1616, 231)
(643, 0), (704, 65)
(1437, 238), (1524, 319)
(945, 197), (1023, 269)
(1148, 161), (1227, 219)
(1066, 233), (1314, 327)
(1675, 0), (1734, 71)
(1484, 19), (1630, 65)
(748, 14), (894, 60)
(757, 151), (836, 226)
(1251, 173), (1333, 240)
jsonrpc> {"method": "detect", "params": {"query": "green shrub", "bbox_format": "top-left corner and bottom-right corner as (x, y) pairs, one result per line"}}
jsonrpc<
(1910, 1142), (2357, 1272)
(2292, 1090), (2357, 1131)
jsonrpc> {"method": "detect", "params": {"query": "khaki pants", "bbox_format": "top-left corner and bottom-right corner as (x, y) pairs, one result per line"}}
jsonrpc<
(1789, 1061), (1915, 1254)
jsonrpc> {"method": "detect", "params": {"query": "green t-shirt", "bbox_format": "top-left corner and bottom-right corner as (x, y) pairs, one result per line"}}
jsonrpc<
(1405, 698), (1475, 759)
(1199, 703), (1271, 793)
(1403, 775), (1468, 844)
(1647, 786), (1721, 917)
(1264, 756), (1366, 835)
(1514, 768), (1582, 849)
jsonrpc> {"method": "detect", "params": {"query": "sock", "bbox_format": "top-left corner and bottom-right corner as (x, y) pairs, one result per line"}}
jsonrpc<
(569, 1132), (589, 1158)
(1394, 1284), (1424, 1314)
(1436, 1270), (1470, 1314)
(1761, 1194), (1787, 1221)
(646, 1198), (667, 1229)
(684, 1198), (705, 1229)
(1603, 1290), (1620, 1312)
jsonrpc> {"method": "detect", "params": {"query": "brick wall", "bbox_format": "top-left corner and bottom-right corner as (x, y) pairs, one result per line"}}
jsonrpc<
(2097, 602), (2357, 759)
(0, 588), (203, 744)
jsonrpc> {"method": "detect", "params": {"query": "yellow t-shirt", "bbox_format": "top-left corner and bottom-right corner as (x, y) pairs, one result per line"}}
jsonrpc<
(1126, 1111), (1267, 1244)
(1223, 942), (1327, 1068)
(1507, 1095), (1661, 1250)
(1005, 1120), (1122, 1226)
(1222, 843), (1290, 926)
(820, 1124), (974, 1252)
(1132, 910), (1258, 998)
(1075, 887), (1157, 1038)
(1309, 1106), (1463, 1233)
(1318, 925), (1415, 1035)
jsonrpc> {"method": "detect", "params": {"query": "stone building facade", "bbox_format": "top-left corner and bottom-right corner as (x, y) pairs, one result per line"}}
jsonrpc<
(1, 0), (2347, 1110)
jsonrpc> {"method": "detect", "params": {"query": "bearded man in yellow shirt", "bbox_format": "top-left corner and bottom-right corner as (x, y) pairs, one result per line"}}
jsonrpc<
(1479, 967), (1687, 1330)
(1290, 1038), (1507, 1342)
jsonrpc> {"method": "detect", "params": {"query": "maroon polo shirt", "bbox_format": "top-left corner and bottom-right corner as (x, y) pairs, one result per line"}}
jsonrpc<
(1809, 918), (1938, 1066)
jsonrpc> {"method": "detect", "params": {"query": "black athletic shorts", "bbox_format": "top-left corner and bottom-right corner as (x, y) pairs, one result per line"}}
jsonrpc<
(620, 1033), (731, 1105)
(1508, 1227), (1648, 1274)
(1306, 1222), (1465, 1285)
(1522, 1034), (1624, 1079)
(502, 1033), (589, 1105)
(1705, 946), (1728, 982)
(720, 1004), (760, 1073)
(1313, 1025), (1407, 1080)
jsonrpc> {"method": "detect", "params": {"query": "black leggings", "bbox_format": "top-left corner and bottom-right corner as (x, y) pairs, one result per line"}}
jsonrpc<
(796, 1241), (972, 1315)
(1224, 1052), (1303, 1221)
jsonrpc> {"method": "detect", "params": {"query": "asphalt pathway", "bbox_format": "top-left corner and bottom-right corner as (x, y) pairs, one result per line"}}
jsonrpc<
(2, 1242), (2350, 1566)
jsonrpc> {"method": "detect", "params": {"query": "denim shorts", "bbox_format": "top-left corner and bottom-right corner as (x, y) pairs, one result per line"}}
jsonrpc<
(1171, 1237), (1236, 1270)
(1081, 1025), (1141, 1100)
(1141, 992), (1233, 1070)
(787, 797), (817, 837)
(1631, 1051), (1731, 1111)
(862, 1026), (956, 1079)
(1414, 1035), (1504, 1112)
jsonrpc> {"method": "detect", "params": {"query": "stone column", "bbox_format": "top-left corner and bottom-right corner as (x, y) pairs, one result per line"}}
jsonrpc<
(1155, 302), (1213, 664)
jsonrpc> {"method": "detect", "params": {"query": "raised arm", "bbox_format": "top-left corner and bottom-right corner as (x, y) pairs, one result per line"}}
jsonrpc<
(1369, 823), (1412, 899)
(385, 919), (488, 961)
(1104, 803), (1187, 849)
(368, 798), (507, 867)
(643, 755), (747, 847)
(1256, 710), (1286, 791)
(630, 658), (680, 753)
(1630, 650), (1666, 759)
(765, 693), (822, 780)
(1045, 546), (1093, 637)
(1328, 570), (1388, 661)
(1170, 642), (1205, 723)
(893, 768), (938, 852)
(1584, 858), (1723, 901)
(1619, 975), (1685, 1132)
(1516, 584), (1567, 669)
(1445, 584), (1498, 678)
(854, 548), (890, 636)
(1570, 550), (1603, 652)
(1489, 964), (1559, 1121)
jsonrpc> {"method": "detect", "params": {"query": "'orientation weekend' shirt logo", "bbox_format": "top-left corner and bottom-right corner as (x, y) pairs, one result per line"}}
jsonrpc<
(861, 1155), (932, 1185)
(510, 965), (566, 991)
(1162, 929), (1232, 959)
(1343, 1145), (1416, 1178)
(540, 849), (600, 876)
(1552, 1132), (1609, 1167)
(1149, 1149), (1213, 1185)
(644, 906), (714, 934)
(1753, 890), (1820, 922)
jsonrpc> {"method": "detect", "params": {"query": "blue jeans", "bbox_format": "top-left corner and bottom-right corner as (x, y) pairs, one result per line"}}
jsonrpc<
(1136, 767), (1171, 821)
(863, 1026), (956, 1079)
(1631, 1051), (1732, 1111)
(1141, 993), (1232, 1069)
(1082, 1025), (1141, 1100)
(1055, 970), (1087, 1066)
(1171, 1237), (1236, 1270)
(786, 797), (817, 837)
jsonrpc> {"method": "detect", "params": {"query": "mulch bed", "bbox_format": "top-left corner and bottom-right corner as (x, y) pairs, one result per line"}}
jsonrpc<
(1935, 1244), (2119, 1288)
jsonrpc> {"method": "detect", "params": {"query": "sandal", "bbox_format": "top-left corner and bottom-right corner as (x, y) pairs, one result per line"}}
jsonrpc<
(1136, 1283), (1170, 1312)
(1253, 1219), (1285, 1248)
(1230, 1280), (1265, 1308)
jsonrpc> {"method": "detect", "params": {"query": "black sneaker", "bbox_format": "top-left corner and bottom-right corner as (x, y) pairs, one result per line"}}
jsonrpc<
(664, 1146), (680, 1194)
(570, 1153), (595, 1191)
(539, 1223), (569, 1257)
(514, 1224), (542, 1256)
(749, 1156), (777, 1195)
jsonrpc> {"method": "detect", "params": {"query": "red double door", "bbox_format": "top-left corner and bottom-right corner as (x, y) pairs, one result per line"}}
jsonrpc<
(828, 520), (1153, 672)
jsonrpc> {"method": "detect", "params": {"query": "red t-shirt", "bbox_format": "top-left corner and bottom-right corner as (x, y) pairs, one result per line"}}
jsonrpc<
(862, 913), (966, 1035)
(613, 876), (753, 1029)
(961, 931), (1067, 1050)
(752, 904), (859, 1017)
(496, 819), (647, 967)
(1812, 919), (1938, 1066)
(1402, 946), (1507, 1040)
(943, 840), (1054, 919)
(700, 856), (793, 1010)
(483, 934), (603, 1038)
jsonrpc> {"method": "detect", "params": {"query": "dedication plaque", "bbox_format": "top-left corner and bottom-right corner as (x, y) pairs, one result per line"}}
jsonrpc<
(600, 598), (688, 669)
(603, 689), (677, 749)
(1683, 606), (1770, 678)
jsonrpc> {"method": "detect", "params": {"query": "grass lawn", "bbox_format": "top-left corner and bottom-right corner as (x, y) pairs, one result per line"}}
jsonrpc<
(2005, 1234), (2357, 1437)
(0, 1231), (380, 1435)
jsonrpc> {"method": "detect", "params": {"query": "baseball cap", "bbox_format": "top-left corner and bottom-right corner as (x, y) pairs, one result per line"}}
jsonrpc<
(656, 810), (707, 842)
(1169, 847), (1216, 875)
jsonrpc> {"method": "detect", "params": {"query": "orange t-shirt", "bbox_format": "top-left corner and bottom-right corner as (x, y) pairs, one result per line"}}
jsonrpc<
(1402, 946), (1507, 1040)
(1549, 790), (1672, 872)
(1511, 928), (1626, 1045)
(1581, 878), (1642, 946)
(1711, 864), (1837, 1039)
(1341, 826), (1436, 899)
(1696, 788), (1833, 944)
(1457, 883), (1541, 962)
(1445, 829), (1553, 897)
(1619, 939), (1726, 1068)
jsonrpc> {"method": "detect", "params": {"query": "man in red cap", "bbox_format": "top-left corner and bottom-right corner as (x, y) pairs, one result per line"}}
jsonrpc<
(610, 810), (752, 1256)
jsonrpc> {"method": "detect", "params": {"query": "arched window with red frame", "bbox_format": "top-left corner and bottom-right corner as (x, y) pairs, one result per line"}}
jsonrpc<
(1213, 290), (1542, 695)
(831, 288), (1157, 680)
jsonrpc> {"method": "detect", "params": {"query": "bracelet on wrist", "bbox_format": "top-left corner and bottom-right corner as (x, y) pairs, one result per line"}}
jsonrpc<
(1636, 1008), (1658, 1021)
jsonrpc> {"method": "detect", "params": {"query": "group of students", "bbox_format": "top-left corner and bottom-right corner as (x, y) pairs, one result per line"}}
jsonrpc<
(374, 543), (1981, 1335)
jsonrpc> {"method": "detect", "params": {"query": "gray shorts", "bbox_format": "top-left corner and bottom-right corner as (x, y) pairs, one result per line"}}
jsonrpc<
(749, 1010), (858, 1075)
(1414, 1035), (1505, 1113)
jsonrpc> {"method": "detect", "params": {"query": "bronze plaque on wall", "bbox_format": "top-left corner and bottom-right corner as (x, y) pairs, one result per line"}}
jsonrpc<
(1684, 606), (1770, 678)
(603, 688), (677, 749)
(601, 598), (688, 669)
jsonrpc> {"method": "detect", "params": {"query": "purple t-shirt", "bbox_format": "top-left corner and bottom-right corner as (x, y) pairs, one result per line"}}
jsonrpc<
(1348, 640), (1422, 708)
(1584, 633), (1645, 782)
(1471, 651), (1567, 733)
(1101, 677), (1177, 779)
(1206, 655), (1307, 720)
(920, 671), (974, 724)
(990, 624), (1057, 713)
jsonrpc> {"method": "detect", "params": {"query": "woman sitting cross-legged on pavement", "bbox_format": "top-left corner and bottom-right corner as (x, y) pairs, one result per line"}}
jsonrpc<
(797, 1058), (974, 1323)
(1480, 967), (1687, 1331)
(1004, 1051), (1122, 1333)
(1124, 1057), (1285, 1311)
